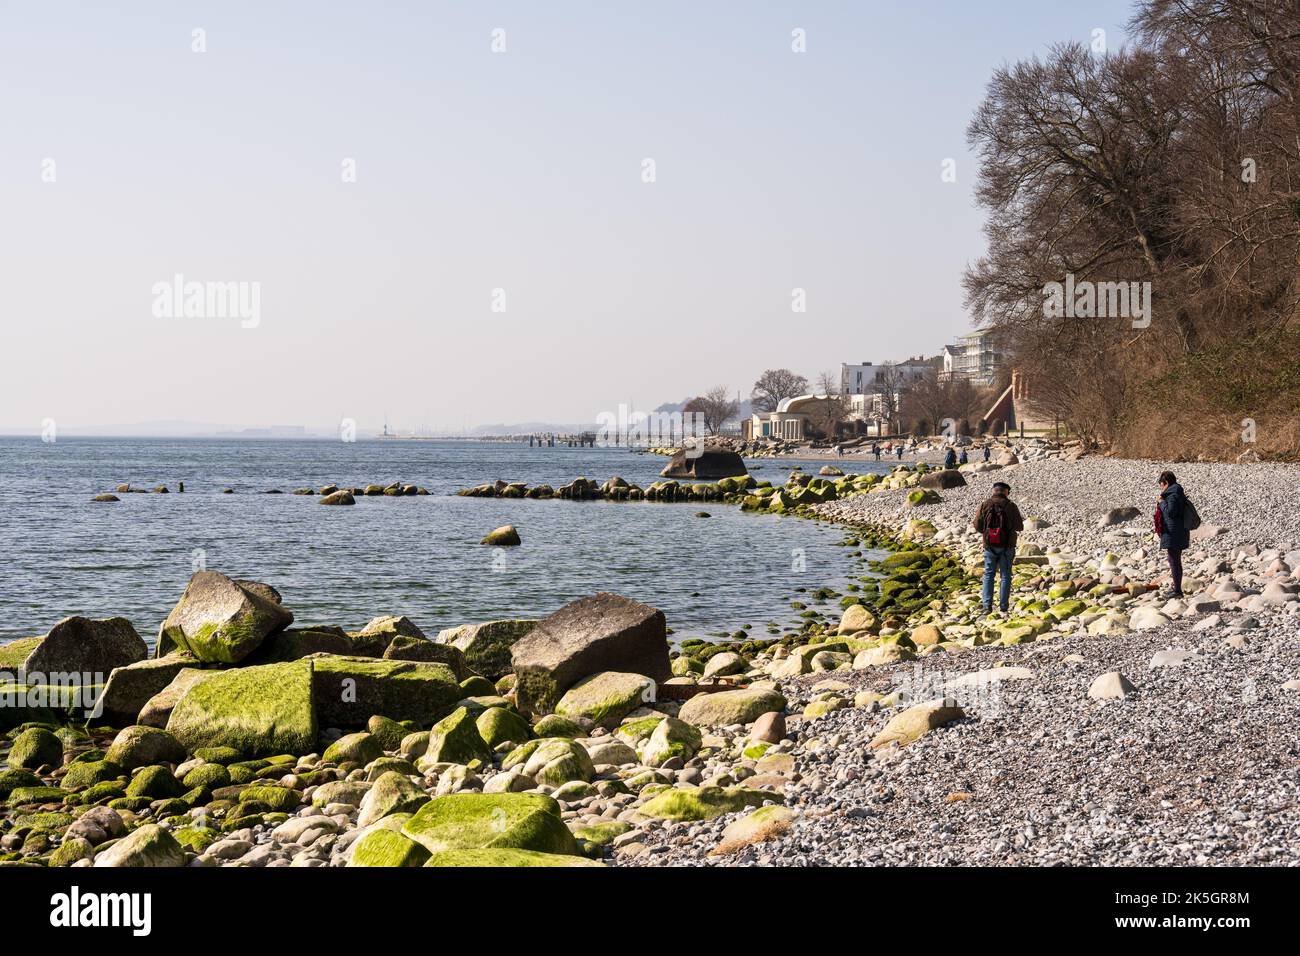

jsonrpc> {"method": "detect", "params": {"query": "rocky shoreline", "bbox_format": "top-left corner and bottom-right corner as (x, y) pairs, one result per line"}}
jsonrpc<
(4, 449), (1298, 868)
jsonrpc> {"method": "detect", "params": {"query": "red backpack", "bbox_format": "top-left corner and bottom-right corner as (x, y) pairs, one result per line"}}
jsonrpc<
(985, 501), (1007, 547)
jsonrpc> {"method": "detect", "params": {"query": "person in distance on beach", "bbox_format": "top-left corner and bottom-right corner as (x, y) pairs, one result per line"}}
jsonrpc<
(944, 445), (958, 469)
(1155, 470), (1190, 598)
(973, 480), (1024, 614)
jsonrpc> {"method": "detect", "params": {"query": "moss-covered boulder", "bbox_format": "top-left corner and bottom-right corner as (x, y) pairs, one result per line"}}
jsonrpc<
(0, 768), (42, 800)
(678, 687), (786, 727)
(157, 571), (293, 664)
(7, 727), (62, 770)
(401, 792), (576, 855)
(124, 764), (184, 799)
(166, 659), (316, 757)
(498, 737), (590, 785)
(366, 715), (411, 751)
(554, 671), (654, 728)
(350, 828), (431, 867)
(91, 823), (186, 867)
(310, 655), (461, 727)
(104, 725), (186, 771)
(50, 836), (96, 866)
(435, 619), (539, 680)
(417, 706), (491, 768)
(476, 707), (531, 749)
(480, 525), (521, 546)
(640, 717), (702, 767)
(322, 732), (383, 766)
(640, 786), (773, 821)
(61, 759), (123, 791)
(425, 848), (604, 867)
(182, 763), (230, 790)
(533, 714), (586, 739)
(357, 770), (429, 827)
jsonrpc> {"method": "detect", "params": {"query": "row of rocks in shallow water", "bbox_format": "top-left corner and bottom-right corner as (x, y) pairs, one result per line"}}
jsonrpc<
(93, 482), (430, 503)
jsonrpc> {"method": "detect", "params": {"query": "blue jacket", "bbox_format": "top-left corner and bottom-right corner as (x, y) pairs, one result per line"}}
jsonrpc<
(1158, 482), (1190, 550)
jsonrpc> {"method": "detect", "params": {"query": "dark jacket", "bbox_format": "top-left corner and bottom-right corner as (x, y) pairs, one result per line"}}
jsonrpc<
(974, 493), (1024, 551)
(1157, 482), (1191, 551)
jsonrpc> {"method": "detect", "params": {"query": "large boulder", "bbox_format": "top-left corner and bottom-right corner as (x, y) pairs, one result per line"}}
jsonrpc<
(104, 725), (186, 770)
(349, 828), (430, 867)
(7, 727), (62, 770)
(401, 792), (576, 856)
(511, 593), (670, 716)
(22, 616), (147, 677)
(310, 655), (461, 727)
(639, 786), (772, 821)
(435, 620), (538, 680)
(660, 448), (748, 480)
(157, 572), (293, 664)
(94, 654), (197, 725)
(502, 738), (594, 786)
(678, 687), (786, 727)
(417, 706), (491, 768)
(166, 659), (316, 756)
(870, 700), (965, 748)
(919, 469), (967, 490)
(92, 824), (186, 867)
(554, 672), (655, 728)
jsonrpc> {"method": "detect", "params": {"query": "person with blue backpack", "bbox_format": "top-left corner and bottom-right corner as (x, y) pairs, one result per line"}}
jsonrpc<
(974, 480), (1024, 614)
(1155, 470), (1199, 598)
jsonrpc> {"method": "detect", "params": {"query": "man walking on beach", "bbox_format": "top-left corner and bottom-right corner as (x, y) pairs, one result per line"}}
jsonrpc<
(973, 480), (1023, 614)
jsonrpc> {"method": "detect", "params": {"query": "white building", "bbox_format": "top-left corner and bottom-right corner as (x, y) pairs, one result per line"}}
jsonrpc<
(941, 329), (1002, 386)
(839, 358), (933, 395)
(746, 393), (893, 440)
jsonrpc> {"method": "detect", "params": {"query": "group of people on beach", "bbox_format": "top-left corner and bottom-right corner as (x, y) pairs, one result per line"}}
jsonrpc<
(973, 471), (1192, 614)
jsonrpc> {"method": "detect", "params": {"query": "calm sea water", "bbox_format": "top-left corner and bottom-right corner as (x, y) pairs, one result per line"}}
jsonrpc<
(0, 438), (891, 647)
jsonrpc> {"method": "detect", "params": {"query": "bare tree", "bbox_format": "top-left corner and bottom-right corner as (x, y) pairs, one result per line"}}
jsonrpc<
(750, 368), (808, 413)
(962, 9), (1300, 456)
(808, 370), (848, 440)
(684, 385), (740, 436)
(872, 363), (905, 434)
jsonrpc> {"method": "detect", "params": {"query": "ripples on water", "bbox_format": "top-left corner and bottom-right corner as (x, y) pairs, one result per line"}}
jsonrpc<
(0, 438), (892, 646)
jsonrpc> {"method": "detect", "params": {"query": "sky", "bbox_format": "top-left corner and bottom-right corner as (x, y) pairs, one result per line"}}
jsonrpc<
(0, 0), (1135, 434)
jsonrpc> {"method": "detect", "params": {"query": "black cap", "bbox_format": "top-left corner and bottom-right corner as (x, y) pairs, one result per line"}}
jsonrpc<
(993, 481), (1011, 492)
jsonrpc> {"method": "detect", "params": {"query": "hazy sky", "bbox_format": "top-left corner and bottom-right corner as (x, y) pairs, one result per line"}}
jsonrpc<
(0, 1), (1134, 433)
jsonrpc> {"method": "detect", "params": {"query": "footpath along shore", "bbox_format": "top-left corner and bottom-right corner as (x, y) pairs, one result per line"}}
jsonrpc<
(631, 454), (1300, 865)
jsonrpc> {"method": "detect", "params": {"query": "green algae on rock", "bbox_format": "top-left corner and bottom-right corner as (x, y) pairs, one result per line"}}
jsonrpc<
(401, 792), (576, 855)
(639, 786), (774, 821)
(167, 659), (316, 757)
